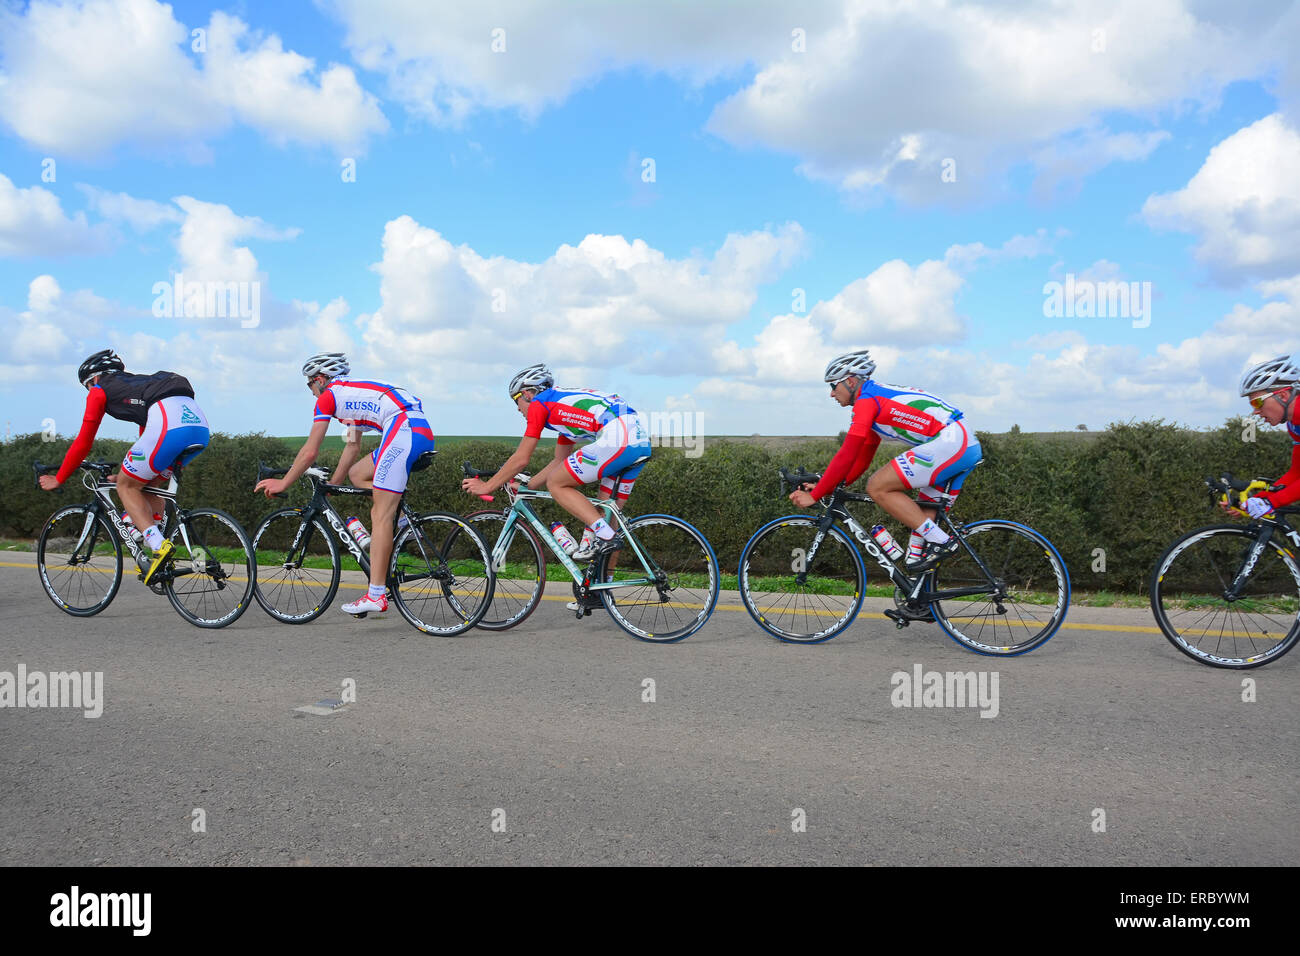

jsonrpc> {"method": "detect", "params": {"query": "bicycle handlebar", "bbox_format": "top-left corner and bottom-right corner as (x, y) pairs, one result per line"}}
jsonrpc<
(778, 466), (822, 497)
(255, 460), (290, 498)
(33, 459), (114, 490)
(460, 462), (497, 501)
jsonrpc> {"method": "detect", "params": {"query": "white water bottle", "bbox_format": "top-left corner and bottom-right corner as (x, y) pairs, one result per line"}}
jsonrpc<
(346, 517), (371, 550)
(550, 522), (579, 556)
(870, 524), (904, 561)
(121, 513), (144, 544)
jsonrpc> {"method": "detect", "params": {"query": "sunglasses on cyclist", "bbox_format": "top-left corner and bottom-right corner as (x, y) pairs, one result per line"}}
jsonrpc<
(1250, 389), (1292, 410)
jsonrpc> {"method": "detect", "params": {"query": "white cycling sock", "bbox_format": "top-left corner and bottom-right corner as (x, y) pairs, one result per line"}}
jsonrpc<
(368, 584), (386, 601)
(143, 525), (165, 550)
(916, 518), (950, 544)
(591, 518), (615, 541)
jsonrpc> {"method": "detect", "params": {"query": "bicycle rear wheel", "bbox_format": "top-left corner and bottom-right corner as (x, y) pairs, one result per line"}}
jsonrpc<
(595, 514), (719, 643)
(252, 509), (341, 623)
(165, 508), (256, 628)
(1150, 524), (1300, 668)
(737, 516), (866, 643)
(464, 509), (545, 630)
(391, 512), (495, 635)
(37, 505), (122, 616)
(929, 519), (1070, 656)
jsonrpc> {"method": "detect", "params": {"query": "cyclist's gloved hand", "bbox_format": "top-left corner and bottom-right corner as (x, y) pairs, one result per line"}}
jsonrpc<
(1244, 496), (1275, 519)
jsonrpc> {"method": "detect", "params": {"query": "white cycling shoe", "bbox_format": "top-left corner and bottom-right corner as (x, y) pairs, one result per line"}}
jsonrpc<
(342, 593), (389, 616)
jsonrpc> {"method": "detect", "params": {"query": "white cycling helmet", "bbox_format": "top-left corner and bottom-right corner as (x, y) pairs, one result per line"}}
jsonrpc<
(302, 352), (349, 380)
(509, 364), (554, 399)
(1239, 355), (1300, 396)
(824, 349), (876, 384)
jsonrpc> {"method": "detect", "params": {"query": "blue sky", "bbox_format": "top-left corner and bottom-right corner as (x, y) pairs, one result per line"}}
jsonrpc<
(3, 0), (1300, 443)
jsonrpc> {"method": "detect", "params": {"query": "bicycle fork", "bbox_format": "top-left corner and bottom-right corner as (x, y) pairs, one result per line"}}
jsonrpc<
(1226, 525), (1274, 600)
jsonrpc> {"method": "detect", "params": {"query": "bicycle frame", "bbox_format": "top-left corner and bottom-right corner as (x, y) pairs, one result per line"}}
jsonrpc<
(1223, 511), (1300, 598)
(805, 490), (1002, 607)
(275, 470), (440, 589)
(492, 485), (659, 592)
(70, 469), (210, 580)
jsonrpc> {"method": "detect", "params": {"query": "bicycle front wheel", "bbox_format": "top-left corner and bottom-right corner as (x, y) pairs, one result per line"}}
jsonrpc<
(391, 512), (495, 636)
(252, 509), (341, 623)
(594, 514), (719, 643)
(737, 516), (866, 643)
(165, 508), (256, 628)
(929, 520), (1070, 656)
(1150, 524), (1300, 668)
(37, 505), (122, 616)
(464, 509), (545, 631)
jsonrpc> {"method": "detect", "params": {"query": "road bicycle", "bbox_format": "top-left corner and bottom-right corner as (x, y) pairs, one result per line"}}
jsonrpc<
(460, 463), (719, 643)
(1149, 473), (1300, 668)
(33, 457), (255, 628)
(737, 465), (1070, 654)
(251, 457), (494, 635)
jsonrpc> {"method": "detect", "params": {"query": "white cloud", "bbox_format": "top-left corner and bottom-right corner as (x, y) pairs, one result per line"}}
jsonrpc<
(76, 185), (183, 232)
(0, 0), (387, 157)
(320, 1), (1295, 200)
(0, 275), (121, 378)
(1142, 114), (1300, 283)
(354, 215), (806, 398)
(0, 174), (109, 256)
(171, 195), (300, 284)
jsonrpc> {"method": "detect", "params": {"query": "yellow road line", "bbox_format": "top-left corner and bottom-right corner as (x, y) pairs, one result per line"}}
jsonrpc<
(3, 560), (1291, 639)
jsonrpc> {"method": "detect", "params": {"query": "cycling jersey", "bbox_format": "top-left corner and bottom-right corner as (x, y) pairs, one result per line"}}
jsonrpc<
(562, 413), (652, 497)
(312, 378), (434, 493)
(523, 387), (636, 446)
(1262, 417), (1300, 508)
(54, 370), (196, 484)
(98, 371), (194, 427)
(811, 380), (974, 501)
(312, 379), (426, 433)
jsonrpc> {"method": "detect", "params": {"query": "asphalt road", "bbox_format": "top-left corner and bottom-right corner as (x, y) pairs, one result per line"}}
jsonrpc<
(1, 554), (1295, 866)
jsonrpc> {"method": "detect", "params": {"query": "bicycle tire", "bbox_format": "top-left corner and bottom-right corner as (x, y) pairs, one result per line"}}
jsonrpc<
(391, 512), (495, 636)
(252, 508), (341, 624)
(1150, 523), (1300, 668)
(929, 519), (1070, 656)
(464, 509), (546, 631)
(164, 508), (256, 628)
(36, 505), (122, 616)
(592, 513), (719, 643)
(737, 515), (867, 643)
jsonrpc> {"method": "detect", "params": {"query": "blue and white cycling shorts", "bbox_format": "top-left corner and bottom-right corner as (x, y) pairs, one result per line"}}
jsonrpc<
(121, 396), (209, 483)
(563, 413), (651, 501)
(888, 420), (982, 499)
(371, 413), (435, 494)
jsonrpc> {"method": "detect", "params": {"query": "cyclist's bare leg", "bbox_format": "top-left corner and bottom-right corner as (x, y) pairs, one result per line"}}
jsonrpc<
(115, 470), (163, 537)
(347, 455), (399, 592)
(547, 468), (603, 528)
(865, 466), (931, 530)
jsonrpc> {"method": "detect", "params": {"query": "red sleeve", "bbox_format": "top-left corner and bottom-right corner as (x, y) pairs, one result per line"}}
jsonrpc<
(523, 400), (549, 439)
(313, 386), (336, 422)
(55, 387), (107, 483)
(811, 395), (880, 500)
(843, 432), (882, 486)
(1264, 441), (1300, 507)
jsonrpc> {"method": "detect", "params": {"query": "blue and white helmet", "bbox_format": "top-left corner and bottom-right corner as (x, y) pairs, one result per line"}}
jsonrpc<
(509, 364), (554, 399)
(824, 349), (876, 384)
(1239, 355), (1300, 396)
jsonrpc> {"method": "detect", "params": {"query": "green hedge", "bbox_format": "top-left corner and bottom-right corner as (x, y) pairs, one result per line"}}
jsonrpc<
(2, 420), (1287, 592)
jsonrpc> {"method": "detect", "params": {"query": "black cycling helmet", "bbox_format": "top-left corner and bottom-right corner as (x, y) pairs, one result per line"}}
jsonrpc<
(78, 349), (125, 386)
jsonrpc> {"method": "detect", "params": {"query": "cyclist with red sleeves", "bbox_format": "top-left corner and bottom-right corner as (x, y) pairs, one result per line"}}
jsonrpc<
(38, 349), (210, 584)
(1233, 355), (1300, 518)
(788, 349), (982, 569)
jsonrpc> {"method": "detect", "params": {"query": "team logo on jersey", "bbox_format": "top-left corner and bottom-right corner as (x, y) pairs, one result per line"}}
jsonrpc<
(180, 407), (201, 425)
(128, 452), (145, 462)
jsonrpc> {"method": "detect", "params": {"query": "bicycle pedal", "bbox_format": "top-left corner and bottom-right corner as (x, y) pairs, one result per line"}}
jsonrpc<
(350, 611), (369, 619)
(882, 608), (910, 629)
